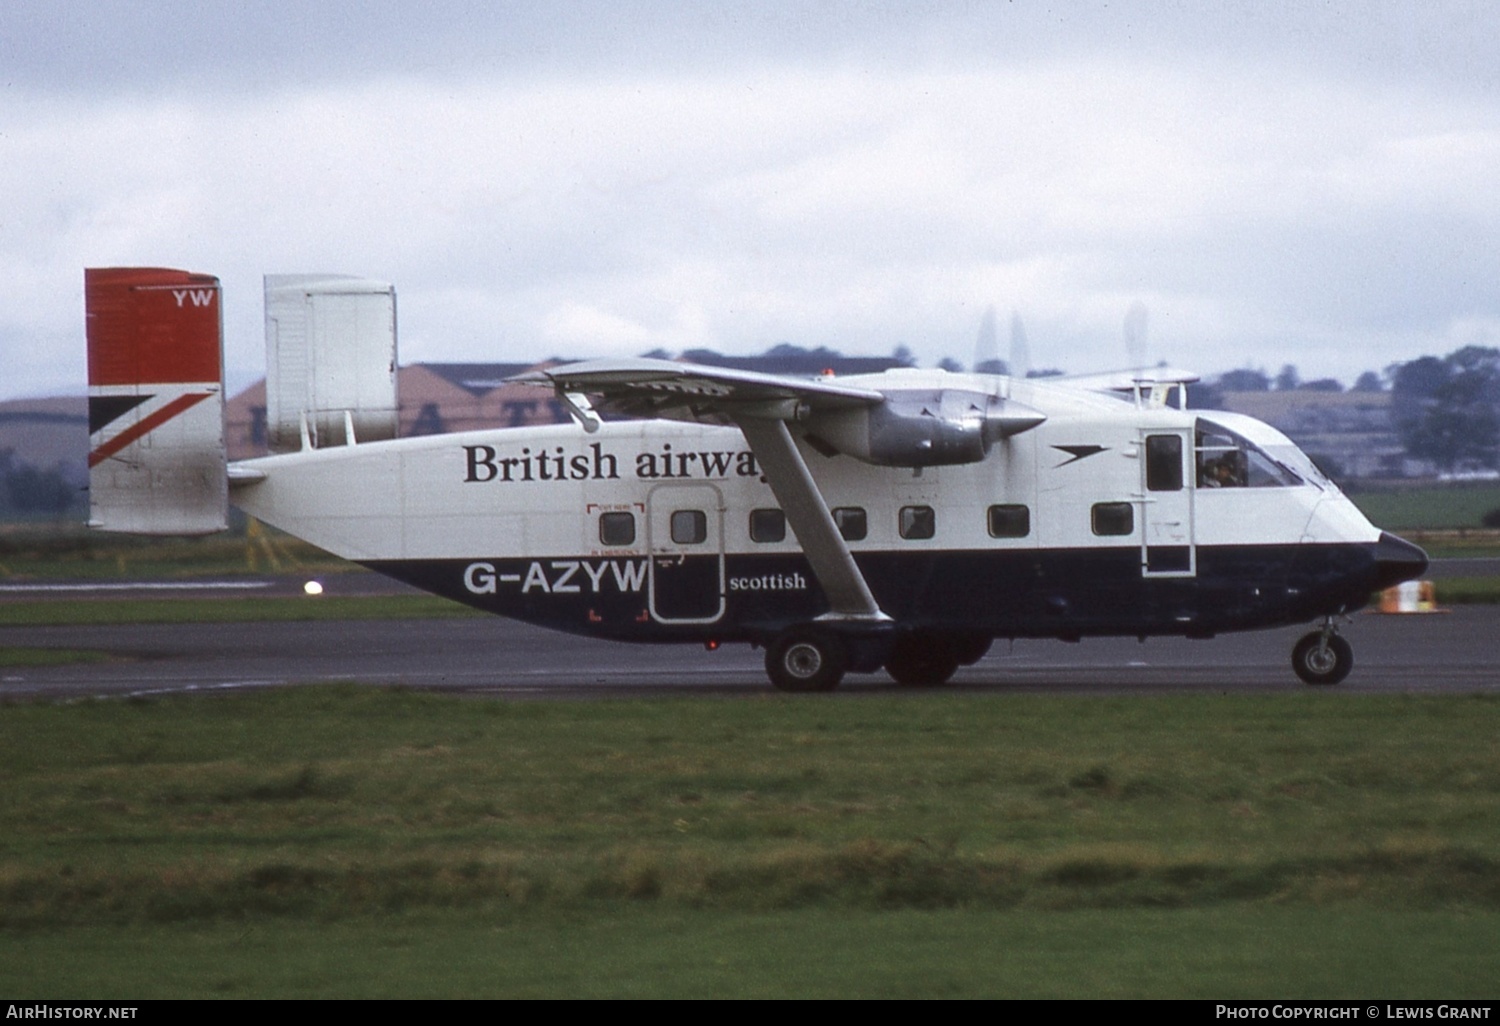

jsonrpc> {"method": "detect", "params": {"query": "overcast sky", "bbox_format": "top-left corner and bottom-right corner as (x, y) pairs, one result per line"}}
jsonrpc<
(4, 0), (1498, 399)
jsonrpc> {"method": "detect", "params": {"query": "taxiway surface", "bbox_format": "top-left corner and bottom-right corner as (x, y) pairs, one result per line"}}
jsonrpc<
(2, 604), (1495, 700)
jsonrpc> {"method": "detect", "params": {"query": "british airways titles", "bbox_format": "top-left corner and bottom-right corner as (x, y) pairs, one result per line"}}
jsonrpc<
(464, 441), (761, 484)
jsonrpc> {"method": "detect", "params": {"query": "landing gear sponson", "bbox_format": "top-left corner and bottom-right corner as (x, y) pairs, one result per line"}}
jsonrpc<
(762, 627), (994, 692)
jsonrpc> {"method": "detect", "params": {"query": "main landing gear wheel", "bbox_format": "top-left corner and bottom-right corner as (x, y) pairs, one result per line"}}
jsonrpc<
(952, 635), (993, 667)
(765, 631), (847, 692)
(1292, 631), (1353, 686)
(884, 635), (960, 688)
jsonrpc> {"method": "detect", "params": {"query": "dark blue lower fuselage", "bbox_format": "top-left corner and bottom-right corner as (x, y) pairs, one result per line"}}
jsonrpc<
(367, 534), (1426, 645)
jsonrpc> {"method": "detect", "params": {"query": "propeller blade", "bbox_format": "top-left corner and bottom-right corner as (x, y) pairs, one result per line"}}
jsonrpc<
(973, 305), (1004, 376)
(1124, 301), (1149, 369)
(1009, 310), (1031, 380)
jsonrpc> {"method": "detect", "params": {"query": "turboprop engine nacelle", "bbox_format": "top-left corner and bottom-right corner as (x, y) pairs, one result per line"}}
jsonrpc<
(802, 389), (1046, 468)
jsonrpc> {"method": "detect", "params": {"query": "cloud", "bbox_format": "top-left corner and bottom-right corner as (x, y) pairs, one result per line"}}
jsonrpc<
(4, 2), (1500, 398)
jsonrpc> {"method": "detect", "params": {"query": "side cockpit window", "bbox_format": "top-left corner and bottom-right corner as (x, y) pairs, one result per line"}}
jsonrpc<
(1195, 421), (1303, 489)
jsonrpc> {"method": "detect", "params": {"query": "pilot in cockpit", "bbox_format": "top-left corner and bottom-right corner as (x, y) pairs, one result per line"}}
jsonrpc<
(1198, 453), (1245, 488)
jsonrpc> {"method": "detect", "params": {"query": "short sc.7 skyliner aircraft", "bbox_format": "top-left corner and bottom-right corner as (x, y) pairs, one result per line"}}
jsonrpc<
(85, 267), (1428, 691)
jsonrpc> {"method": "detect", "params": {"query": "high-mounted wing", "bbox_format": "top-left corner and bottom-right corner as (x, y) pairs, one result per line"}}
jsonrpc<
(518, 359), (888, 620)
(517, 358), (1046, 625)
(517, 358), (1045, 466)
(512, 357), (885, 426)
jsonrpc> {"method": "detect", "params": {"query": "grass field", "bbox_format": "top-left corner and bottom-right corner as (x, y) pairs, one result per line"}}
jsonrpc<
(0, 593), (476, 627)
(1424, 577), (1500, 604)
(0, 522), (353, 581)
(2, 497), (1497, 995)
(1351, 485), (1500, 534)
(2, 687), (1497, 998)
(0, 646), (108, 667)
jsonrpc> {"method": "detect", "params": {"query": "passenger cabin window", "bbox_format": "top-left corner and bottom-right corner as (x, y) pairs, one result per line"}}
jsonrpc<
(1092, 501), (1134, 536)
(599, 511), (636, 546)
(833, 507), (867, 542)
(749, 508), (786, 543)
(670, 509), (707, 545)
(987, 504), (1030, 538)
(1196, 420), (1303, 488)
(899, 505), (935, 540)
(1145, 434), (1184, 491)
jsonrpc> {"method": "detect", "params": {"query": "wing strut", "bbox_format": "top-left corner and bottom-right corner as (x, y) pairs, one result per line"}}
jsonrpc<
(733, 416), (888, 622)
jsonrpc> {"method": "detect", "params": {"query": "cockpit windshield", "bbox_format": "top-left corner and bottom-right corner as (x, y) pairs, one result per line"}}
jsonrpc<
(1195, 419), (1305, 489)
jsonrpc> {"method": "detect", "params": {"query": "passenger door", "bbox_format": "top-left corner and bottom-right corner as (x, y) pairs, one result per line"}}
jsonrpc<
(646, 483), (726, 623)
(1139, 430), (1196, 577)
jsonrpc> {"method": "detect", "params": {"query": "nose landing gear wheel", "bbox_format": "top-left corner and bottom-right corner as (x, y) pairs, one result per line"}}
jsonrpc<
(1292, 631), (1353, 686)
(765, 631), (847, 692)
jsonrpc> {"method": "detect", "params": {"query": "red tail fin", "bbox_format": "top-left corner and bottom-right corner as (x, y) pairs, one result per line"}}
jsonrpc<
(86, 268), (228, 535)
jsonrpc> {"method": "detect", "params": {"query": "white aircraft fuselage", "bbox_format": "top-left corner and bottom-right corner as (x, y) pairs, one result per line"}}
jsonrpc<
(230, 371), (1424, 649)
(83, 267), (1426, 691)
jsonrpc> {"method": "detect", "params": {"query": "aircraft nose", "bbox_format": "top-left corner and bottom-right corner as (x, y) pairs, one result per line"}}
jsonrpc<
(1372, 531), (1429, 591)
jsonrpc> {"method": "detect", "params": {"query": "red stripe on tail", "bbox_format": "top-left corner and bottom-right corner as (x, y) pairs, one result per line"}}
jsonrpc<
(87, 392), (213, 467)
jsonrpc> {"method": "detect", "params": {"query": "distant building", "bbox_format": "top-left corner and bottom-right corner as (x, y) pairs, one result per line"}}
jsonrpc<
(0, 397), (89, 518)
(225, 349), (911, 460)
(0, 397), (88, 478)
(226, 361), (573, 460)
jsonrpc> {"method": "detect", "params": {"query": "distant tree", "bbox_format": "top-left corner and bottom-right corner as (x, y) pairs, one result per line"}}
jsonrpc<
(1389, 355), (1449, 420)
(1275, 364), (1301, 391)
(640, 347), (673, 360)
(0, 449), (78, 516)
(1026, 368), (1065, 378)
(1448, 345), (1500, 380)
(1403, 404), (1500, 472)
(671, 344), (908, 375)
(973, 358), (1009, 376)
(1392, 347), (1500, 471)
(1217, 368), (1271, 391)
(892, 345), (915, 367)
(1185, 381), (1226, 410)
(1352, 370), (1385, 393)
(937, 357), (964, 373)
(1300, 378), (1343, 392)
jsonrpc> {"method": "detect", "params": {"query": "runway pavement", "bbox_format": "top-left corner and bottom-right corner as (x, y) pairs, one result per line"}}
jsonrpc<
(1425, 556), (1500, 579)
(2, 601), (1495, 700)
